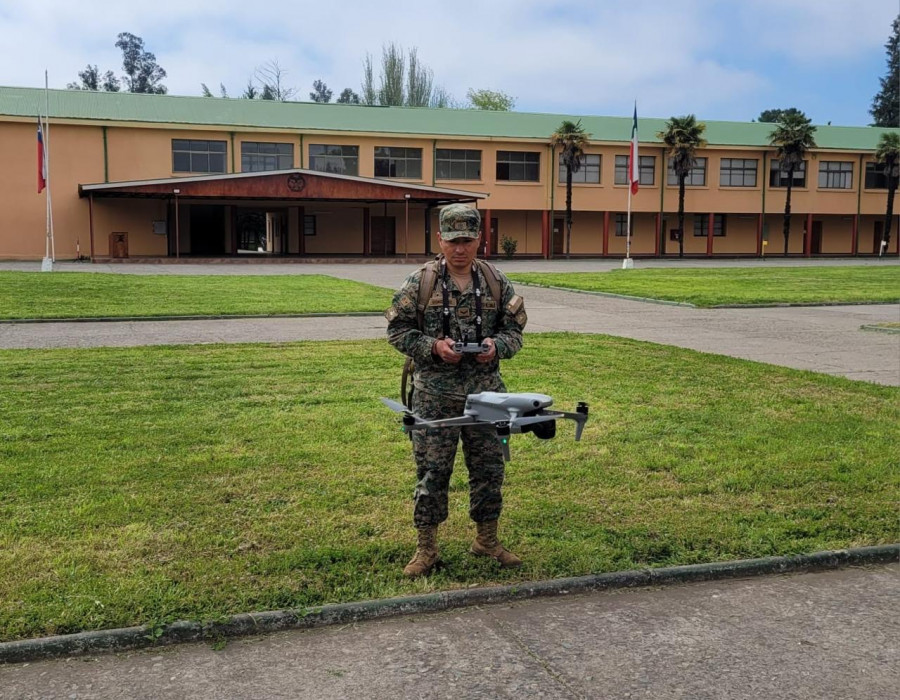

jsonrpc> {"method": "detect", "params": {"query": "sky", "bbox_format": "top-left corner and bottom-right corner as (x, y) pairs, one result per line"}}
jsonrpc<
(1, 0), (896, 127)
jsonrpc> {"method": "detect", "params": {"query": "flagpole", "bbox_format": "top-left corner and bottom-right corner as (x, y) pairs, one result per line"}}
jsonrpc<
(626, 183), (632, 261)
(42, 70), (55, 271)
(623, 101), (637, 270)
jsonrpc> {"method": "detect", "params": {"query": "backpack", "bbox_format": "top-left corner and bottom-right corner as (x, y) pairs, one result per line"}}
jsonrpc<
(401, 258), (504, 407)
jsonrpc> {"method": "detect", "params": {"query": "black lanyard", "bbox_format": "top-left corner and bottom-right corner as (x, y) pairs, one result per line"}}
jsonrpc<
(440, 259), (483, 342)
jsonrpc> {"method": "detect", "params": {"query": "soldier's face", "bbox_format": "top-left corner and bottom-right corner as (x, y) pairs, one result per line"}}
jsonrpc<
(438, 235), (480, 274)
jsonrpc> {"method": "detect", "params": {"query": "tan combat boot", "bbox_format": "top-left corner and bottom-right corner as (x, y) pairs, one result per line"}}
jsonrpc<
(470, 520), (522, 568)
(403, 525), (440, 578)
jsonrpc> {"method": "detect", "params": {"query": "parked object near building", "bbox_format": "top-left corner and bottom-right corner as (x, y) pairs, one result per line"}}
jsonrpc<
(1, 86), (897, 262)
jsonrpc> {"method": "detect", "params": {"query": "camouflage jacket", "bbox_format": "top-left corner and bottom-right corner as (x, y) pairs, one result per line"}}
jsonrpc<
(385, 259), (527, 397)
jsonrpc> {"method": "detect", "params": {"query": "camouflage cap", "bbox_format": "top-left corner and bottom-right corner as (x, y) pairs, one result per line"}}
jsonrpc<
(439, 204), (481, 240)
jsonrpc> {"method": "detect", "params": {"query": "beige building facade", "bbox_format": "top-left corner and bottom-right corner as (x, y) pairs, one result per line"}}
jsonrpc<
(1, 87), (898, 261)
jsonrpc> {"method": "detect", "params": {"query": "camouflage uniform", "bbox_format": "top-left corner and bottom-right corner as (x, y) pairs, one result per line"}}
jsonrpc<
(386, 260), (527, 528)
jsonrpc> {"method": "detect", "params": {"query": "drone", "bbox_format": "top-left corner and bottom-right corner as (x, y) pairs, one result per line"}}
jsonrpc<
(380, 392), (589, 461)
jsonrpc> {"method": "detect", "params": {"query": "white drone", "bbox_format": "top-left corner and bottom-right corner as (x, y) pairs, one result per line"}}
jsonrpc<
(380, 392), (589, 461)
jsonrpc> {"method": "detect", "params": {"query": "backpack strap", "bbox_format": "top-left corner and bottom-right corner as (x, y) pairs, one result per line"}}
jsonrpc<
(475, 259), (504, 310)
(404, 259), (440, 408)
(416, 259), (441, 332)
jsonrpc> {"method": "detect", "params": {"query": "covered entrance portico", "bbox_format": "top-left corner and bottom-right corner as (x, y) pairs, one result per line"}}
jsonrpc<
(79, 170), (486, 261)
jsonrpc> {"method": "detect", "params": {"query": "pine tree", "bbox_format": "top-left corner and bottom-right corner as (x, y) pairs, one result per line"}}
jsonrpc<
(871, 15), (899, 127)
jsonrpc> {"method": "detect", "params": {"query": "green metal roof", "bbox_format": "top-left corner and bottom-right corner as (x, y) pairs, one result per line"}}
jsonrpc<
(1, 85), (896, 151)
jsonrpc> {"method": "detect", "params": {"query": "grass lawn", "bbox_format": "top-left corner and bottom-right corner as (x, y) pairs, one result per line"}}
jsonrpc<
(0, 272), (393, 319)
(1, 334), (897, 642)
(507, 266), (900, 307)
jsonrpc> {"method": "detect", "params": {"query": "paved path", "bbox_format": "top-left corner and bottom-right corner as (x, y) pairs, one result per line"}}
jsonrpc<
(1, 565), (896, 699)
(2, 260), (898, 385)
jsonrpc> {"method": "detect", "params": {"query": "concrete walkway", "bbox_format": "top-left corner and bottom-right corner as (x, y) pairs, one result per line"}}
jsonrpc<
(1, 565), (896, 699)
(2, 259), (898, 385)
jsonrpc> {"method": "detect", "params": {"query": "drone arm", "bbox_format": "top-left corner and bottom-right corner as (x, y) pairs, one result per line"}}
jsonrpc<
(407, 416), (481, 431)
(553, 410), (588, 441)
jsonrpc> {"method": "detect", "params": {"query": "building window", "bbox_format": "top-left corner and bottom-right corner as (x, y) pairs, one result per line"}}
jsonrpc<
(693, 214), (727, 237)
(172, 139), (226, 173)
(614, 213), (634, 237)
(241, 142), (293, 172)
(769, 159), (807, 188)
(303, 215), (316, 236)
(435, 149), (481, 180)
(496, 150), (541, 182)
(374, 147), (422, 179)
(309, 144), (359, 176)
(559, 154), (600, 184)
(720, 158), (758, 187)
(864, 161), (897, 189)
(818, 161), (853, 189)
(615, 155), (655, 186)
(667, 157), (707, 186)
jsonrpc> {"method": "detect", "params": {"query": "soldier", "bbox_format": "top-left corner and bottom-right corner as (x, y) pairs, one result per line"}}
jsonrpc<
(386, 203), (528, 578)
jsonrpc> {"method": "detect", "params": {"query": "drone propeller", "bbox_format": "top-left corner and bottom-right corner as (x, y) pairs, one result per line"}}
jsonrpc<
(380, 397), (411, 414)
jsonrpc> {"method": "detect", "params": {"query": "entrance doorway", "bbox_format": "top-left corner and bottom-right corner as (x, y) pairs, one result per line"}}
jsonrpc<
(265, 212), (286, 254)
(553, 218), (564, 256)
(874, 221), (885, 254)
(482, 217), (498, 256)
(235, 209), (286, 254)
(371, 216), (396, 256)
(810, 221), (823, 254)
(190, 205), (226, 255)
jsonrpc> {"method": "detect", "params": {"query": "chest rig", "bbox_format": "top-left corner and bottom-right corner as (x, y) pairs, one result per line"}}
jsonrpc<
(401, 257), (504, 407)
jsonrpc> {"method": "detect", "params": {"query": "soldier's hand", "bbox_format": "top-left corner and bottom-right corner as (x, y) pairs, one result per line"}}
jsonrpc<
(475, 337), (497, 364)
(433, 337), (462, 364)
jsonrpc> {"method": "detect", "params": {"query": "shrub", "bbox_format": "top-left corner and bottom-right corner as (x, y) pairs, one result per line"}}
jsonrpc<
(501, 235), (518, 259)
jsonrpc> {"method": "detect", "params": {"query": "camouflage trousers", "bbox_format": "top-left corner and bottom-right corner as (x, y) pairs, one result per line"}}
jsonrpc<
(410, 387), (506, 528)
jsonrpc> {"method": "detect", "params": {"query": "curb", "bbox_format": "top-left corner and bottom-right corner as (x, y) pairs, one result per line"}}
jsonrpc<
(1, 544), (896, 665)
(0, 312), (385, 325)
(510, 282), (695, 307)
(860, 324), (900, 334)
(511, 282), (899, 310)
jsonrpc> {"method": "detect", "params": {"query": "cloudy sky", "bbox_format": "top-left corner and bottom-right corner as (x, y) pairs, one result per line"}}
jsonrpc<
(1, 0), (896, 126)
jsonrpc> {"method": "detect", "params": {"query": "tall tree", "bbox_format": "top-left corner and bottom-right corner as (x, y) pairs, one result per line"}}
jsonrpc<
(242, 81), (259, 100)
(67, 64), (120, 91)
(871, 14), (899, 127)
(200, 83), (229, 98)
(429, 86), (455, 108)
(550, 120), (591, 258)
(875, 131), (900, 255)
(758, 107), (805, 123)
(406, 48), (433, 107)
(254, 60), (296, 101)
(378, 43), (406, 106)
(337, 88), (360, 104)
(361, 54), (377, 106)
(467, 89), (515, 111)
(768, 113), (817, 256)
(115, 32), (167, 94)
(360, 44), (453, 107)
(658, 115), (707, 257)
(310, 80), (333, 103)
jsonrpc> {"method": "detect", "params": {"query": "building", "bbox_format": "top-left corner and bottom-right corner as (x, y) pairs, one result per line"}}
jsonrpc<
(1, 86), (898, 261)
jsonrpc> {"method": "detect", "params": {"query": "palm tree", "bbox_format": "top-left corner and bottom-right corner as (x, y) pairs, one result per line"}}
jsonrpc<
(550, 120), (590, 258)
(768, 113), (817, 255)
(658, 115), (707, 257)
(875, 132), (900, 256)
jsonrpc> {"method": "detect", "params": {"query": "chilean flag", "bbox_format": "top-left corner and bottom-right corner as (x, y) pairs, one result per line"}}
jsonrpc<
(628, 104), (639, 195)
(37, 118), (47, 194)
